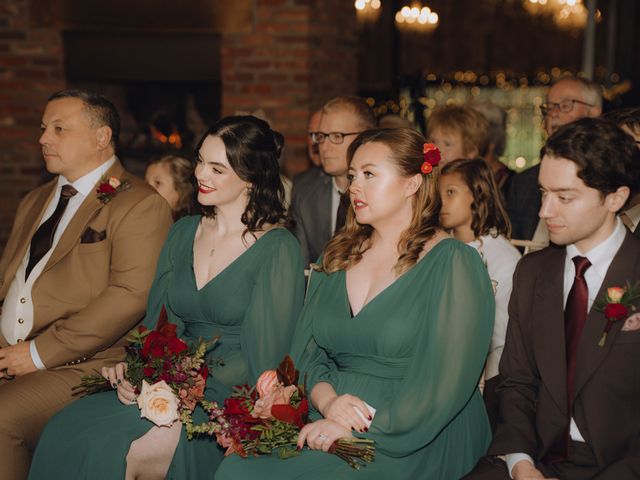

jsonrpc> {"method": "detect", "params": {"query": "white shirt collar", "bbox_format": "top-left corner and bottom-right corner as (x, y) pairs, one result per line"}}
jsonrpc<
(57, 156), (117, 197)
(566, 217), (626, 279)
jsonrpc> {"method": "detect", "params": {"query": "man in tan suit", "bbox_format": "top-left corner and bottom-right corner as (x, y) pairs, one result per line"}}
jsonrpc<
(0, 90), (173, 479)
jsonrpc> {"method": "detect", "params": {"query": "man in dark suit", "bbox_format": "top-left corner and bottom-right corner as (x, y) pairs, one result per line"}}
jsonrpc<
(290, 96), (376, 266)
(0, 90), (172, 479)
(466, 118), (640, 480)
(508, 76), (602, 241)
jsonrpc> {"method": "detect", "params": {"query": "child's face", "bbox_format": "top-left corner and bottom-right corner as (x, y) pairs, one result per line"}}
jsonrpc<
(145, 162), (180, 211)
(438, 172), (474, 231)
(430, 128), (474, 164)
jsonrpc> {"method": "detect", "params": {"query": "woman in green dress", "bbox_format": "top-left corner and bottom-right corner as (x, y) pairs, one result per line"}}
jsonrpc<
(216, 128), (495, 479)
(29, 116), (305, 479)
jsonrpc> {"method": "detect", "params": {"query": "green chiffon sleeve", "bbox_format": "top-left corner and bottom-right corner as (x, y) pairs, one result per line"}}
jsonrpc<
(290, 269), (339, 401)
(356, 244), (494, 457)
(240, 230), (305, 383)
(141, 216), (194, 336)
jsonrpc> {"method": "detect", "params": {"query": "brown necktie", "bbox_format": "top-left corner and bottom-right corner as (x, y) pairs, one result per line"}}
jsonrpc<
(26, 185), (78, 280)
(561, 255), (591, 457)
(335, 192), (350, 234)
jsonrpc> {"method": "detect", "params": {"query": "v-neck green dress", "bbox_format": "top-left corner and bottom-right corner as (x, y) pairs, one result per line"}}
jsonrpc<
(216, 238), (495, 480)
(29, 215), (305, 479)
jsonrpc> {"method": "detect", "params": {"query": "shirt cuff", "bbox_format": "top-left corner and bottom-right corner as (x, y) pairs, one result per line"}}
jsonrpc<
(30, 340), (46, 370)
(505, 453), (535, 479)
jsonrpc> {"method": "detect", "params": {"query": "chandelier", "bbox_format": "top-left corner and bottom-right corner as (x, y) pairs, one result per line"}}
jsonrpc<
(354, 0), (382, 24)
(522, 0), (601, 30)
(395, 3), (439, 33)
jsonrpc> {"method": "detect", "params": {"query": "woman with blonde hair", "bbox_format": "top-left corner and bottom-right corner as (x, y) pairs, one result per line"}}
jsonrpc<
(145, 154), (195, 219)
(216, 128), (495, 479)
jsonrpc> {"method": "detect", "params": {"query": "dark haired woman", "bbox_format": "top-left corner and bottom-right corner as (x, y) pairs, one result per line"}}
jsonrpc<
(30, 116), (305, 479)
(216, 128), (495, 479)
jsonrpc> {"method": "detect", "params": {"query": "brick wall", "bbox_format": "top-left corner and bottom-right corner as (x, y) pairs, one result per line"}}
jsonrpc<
(0, 0), (358, 250)
(0, 0), (65, 248)
(221, 0), (358, 177)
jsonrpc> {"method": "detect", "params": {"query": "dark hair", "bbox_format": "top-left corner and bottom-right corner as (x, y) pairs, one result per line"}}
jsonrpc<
(603, 107), (640, 138)
(322, 128), (440, 275)
(440, 158), (511, 238)
(48, 89), (120, 148)
(147, 155), (195, 220)
(542, 117), (640, 200)
(194, 115), (289, 235)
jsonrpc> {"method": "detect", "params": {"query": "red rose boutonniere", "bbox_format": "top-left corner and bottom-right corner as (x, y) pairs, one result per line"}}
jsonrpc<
(593, 282), (640, 347)
(421, 143), (441, 175)
(96, 176), (131, 204)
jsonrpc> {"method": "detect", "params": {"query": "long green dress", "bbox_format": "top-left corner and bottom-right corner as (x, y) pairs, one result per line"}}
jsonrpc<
(216, 239), (495, 480)
(29, 215), (305, 479)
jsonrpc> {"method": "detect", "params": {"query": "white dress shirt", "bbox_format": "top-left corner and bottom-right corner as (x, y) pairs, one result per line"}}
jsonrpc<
(0, 157), (116, 369)
(506, 218), (627, 477)
(467, 233), (521, 380)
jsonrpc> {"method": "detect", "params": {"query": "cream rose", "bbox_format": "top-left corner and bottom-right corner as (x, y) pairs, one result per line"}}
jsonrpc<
(608, 286), (625, 303)
(108, 176), (121, 188)
(137, 380), (180, 427)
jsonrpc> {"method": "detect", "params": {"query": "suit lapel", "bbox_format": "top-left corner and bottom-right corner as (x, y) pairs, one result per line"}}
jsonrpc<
(2, 180), (57, 283)
(41, 161), (126, 275)
(535, 247), (569, 414)
(573, 233), (639, 398)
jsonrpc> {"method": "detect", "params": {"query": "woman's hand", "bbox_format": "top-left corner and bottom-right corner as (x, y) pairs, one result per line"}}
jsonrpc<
(101, 362), (137, 406)
(321, 394), (371, 432)
(297, 419), (353, 452)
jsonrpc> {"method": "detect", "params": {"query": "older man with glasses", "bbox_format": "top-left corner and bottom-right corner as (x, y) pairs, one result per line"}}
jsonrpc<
(290, 96), (376, 266)
(507, 76), (603, 243)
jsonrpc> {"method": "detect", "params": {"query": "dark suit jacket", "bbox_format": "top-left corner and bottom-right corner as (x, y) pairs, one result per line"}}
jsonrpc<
(290, 166), (333, 266)
(489, 233), (640, 479)
(506, 164), (541, 241)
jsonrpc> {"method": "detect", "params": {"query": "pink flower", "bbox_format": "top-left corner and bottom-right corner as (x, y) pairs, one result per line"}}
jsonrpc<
(255, 369), (280, 398)
(108, 176), (121, 188)
(251, 384), (297, 420)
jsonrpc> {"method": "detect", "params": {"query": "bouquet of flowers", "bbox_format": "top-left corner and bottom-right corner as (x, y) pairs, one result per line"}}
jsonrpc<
(75, 306), (220, 439)
(201, 356), (375, 469)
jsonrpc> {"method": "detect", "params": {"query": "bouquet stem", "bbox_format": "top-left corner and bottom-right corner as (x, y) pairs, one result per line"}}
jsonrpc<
(329, 438), (376, 469)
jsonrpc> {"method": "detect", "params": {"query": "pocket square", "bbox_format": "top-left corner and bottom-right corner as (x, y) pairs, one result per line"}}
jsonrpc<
(80, 227), (106, 244)
(622, 313), (640, 332)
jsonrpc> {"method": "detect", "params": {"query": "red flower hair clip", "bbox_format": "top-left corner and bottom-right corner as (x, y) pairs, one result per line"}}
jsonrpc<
(421, 143), (441, 175)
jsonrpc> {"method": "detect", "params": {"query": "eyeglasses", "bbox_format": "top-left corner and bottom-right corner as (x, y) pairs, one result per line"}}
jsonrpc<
(310, 131), (361, 144)
(540, 99), (595, 116)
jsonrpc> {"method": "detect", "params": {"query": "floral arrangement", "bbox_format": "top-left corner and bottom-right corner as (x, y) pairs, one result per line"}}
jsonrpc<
(593, 282), (640, 347)
(75, 306), (220, 439)
(420, 143), (441, 175)
(96, 175), (131, 204)
(199, 356), (375, 469)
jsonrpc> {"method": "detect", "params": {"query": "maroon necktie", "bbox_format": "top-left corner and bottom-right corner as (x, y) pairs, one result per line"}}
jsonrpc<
(25, 185), (78, 280)
(562, 255), (591, 457)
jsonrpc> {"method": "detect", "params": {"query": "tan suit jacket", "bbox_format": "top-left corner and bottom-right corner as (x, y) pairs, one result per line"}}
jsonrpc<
(0, 160), (172, 479)
(0, 160), (172, 370)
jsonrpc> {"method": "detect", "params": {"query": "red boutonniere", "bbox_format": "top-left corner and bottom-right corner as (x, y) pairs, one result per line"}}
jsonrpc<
(421, 143), (441, 175)
(96, 176), (131, 204)
(593, 282), (640, 347)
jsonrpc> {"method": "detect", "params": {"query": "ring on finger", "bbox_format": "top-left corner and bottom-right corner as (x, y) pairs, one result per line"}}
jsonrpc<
(318, 433), (327, 440)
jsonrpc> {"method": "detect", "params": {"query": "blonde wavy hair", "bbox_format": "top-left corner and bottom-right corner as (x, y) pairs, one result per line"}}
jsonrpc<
(321, 128), (441, 275)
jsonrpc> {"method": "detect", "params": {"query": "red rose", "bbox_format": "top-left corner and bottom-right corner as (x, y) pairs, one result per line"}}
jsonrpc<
(271, 396), (309, 429)
(604, 303), (628, 320)
(97, 183), (116, 194)
(167, 337), (188, 355)
(224, 397), (251, 417)
(143, 366), (155, 378)
(422, 143), (441, 167)
(142, 331), (169, 358)
(159, 322), (178, 338)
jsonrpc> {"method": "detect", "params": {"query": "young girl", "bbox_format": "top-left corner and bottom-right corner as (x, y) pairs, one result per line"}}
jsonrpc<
(438, 158), (521, 422)
(145, 154), (194, 219)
